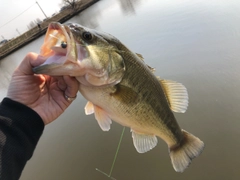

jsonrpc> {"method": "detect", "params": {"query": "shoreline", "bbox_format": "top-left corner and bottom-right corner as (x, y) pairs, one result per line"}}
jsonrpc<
(0, 0), (99, 60)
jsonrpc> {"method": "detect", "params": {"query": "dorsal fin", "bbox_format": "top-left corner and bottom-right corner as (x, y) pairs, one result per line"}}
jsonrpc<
(136, 53), (144, 61)
(158, 77), (188, 113)
(136, 53), (155, 73)
(147, 65), (155, 73)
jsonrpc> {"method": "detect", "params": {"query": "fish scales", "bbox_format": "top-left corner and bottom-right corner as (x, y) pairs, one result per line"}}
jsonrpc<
(112, 43), (183, 143)
(33, 22), (204, 173)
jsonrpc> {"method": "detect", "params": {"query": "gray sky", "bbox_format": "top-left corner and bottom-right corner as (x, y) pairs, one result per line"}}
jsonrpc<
(0, 0), (62, 39)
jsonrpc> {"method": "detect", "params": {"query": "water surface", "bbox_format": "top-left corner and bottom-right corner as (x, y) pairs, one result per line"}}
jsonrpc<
(1, 0), (240, 179)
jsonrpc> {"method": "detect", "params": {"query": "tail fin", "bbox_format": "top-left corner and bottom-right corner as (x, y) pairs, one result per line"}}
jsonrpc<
(169, 130), (204, 172)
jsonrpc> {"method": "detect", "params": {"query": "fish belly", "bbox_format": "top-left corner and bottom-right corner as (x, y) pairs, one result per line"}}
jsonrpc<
(79, 83), (180, 147)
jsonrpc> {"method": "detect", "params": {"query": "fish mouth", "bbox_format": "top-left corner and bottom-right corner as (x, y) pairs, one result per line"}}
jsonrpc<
(33, 22), (125, 87)
(33, 22), (79, 75)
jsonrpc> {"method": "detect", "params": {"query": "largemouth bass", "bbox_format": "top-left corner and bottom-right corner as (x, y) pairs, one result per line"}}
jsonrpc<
(33, 22), (204, 172)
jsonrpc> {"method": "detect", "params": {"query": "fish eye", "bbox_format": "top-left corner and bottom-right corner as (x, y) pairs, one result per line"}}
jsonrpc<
(82, 32), (93, 41)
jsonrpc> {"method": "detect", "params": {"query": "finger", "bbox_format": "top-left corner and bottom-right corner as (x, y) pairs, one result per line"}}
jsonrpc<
(63, 76), (79, 100)
(16, 52), (46, 75)
(56, 77), (67, 91)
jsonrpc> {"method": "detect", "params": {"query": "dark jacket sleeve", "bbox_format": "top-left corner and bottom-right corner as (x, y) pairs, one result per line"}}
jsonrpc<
(0, 98), (44, 180)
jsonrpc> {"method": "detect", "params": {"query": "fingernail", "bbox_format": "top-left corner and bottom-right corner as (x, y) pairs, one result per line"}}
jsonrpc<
(37, 55), (46, 61)
(32, 55), (46, 67)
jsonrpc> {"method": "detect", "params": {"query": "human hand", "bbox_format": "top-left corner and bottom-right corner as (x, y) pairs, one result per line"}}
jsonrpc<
(7, 52), (79, 125)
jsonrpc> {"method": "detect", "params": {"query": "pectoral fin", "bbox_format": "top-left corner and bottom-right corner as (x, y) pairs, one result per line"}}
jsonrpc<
(159, 78), (189, 113)
(111, 84), (139, 105)
(131, 129), (158, 153)
(94, 105), (112, 131)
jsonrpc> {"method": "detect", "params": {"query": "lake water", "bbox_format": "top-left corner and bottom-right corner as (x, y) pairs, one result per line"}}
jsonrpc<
(1, 0), (240, 179)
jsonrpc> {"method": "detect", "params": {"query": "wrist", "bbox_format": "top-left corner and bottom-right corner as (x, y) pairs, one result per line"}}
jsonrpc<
(0, 97), (44, 134)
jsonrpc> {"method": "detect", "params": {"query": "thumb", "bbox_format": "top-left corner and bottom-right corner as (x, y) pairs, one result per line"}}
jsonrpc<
(17, 52), (46, 75)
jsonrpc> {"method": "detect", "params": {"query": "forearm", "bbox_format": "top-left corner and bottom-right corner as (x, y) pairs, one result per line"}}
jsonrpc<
(0, 98), (44, 180)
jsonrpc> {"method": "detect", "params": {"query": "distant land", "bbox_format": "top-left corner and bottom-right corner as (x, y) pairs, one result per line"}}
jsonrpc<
(0, 0), (99, 60)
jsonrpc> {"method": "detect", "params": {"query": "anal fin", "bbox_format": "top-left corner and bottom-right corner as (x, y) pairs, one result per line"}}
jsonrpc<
(131, 129), (158, 153)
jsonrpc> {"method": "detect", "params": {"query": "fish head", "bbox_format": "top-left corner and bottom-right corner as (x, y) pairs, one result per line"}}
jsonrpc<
(33, 22), (125, 86)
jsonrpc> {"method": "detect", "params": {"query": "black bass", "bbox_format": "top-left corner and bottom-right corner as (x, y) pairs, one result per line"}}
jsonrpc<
(33, 22), (204, 172)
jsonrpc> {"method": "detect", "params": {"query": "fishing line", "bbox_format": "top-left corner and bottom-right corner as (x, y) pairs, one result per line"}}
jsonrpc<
(96, 127), (125, 180)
